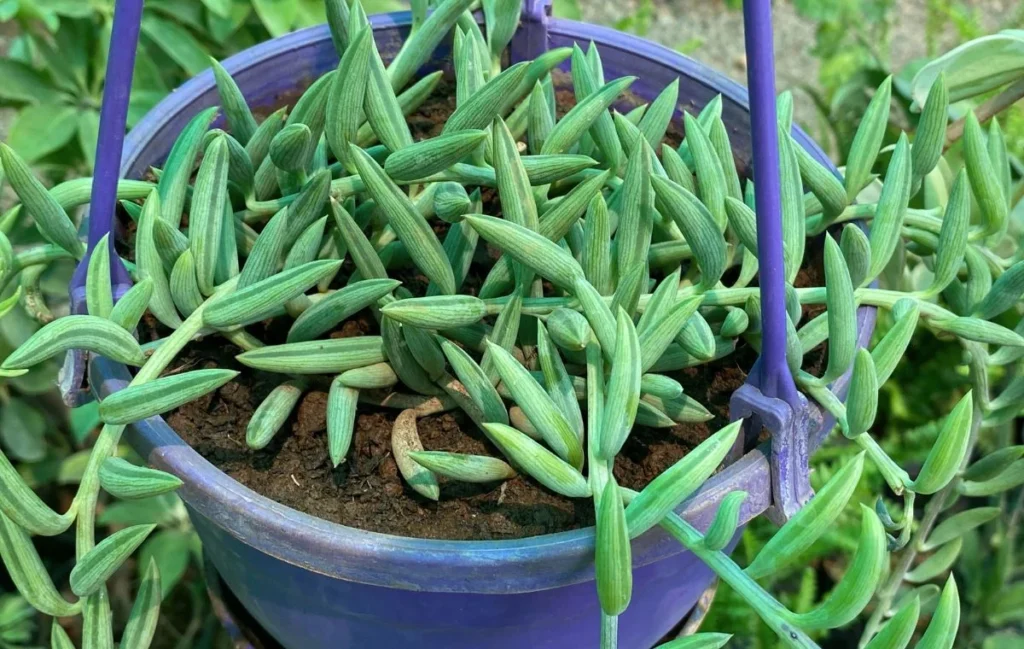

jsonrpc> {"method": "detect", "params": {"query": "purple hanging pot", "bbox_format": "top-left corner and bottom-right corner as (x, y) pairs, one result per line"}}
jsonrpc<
(86, 2), (875, 648)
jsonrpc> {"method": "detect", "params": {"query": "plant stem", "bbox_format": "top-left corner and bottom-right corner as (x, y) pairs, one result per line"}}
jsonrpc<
(857, 387), (986, 646)
(944, 77), (1024, 150)
(600, 612), (618, 649)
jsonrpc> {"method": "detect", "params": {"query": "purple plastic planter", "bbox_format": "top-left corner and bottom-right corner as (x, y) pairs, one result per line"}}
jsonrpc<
(83, 3), (876, 648)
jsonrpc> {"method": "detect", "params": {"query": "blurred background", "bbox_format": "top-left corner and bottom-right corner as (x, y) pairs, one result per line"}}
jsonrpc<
(0, 1), (1021, 647)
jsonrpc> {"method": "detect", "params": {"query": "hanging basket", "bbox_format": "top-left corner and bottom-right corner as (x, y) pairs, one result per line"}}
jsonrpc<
(83, 2), (875, 648)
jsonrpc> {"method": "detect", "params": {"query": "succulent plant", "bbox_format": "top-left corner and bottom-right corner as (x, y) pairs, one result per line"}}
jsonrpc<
(1, 0), (1023, 647)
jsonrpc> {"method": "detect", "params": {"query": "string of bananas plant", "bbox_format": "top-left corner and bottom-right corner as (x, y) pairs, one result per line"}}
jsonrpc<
(0, 0), (1021, 647)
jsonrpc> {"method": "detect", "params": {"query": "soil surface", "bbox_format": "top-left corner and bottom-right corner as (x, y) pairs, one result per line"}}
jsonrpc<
(155, 71), (827, 541)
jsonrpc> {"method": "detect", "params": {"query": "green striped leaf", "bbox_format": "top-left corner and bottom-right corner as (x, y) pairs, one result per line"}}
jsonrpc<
(571, 45), (621, 170)
(70, 524), (156, 597)
(746, 453), (866, 579)
(439, 338), (509, 425)
(911, 392), (973, 494)
(845, 76), (892, 201)
(652, 175), (726, 288)
(959, 459), (1024, 497)
(98, 457), (183, 500)
(0, 144), (84, 258)
(484, 0), (520, 60)
(840, 223), (871, 288)
(329, 199), (388, 281)
(82, 588), (113, 649)
(339, 362), (398, 390)
(51, 621), (76, 649)
(152, 213), (188, 272)
(582, 193), (614, 295)
(168, 251), (204, 317)
(907, 536), (962, 583)
(386, 130), (487, 181)
(527, 80), (554, 155)
(617, 135), (654, 280)
(709, 116), (742, 201)
(246, 380), (306, 450)
(485, 341), (583, 469)
(845, 348), (878, 438)
(676, 312), (716, 361)
(637, 268), (682, 335)
(542, 76), (636, 155)
(821, 233), (857, 383)
(211, 58), (257, 145)
(326, 28), (372, 169)
(327, 378), (358, 466)
(158, 107), (218, 227)
(366, 38), (414, 153)
(546, 307), (592, 352)
(720, 308), (749, 338)
(465, 214), (584, 289)
(975, 258), (1024, 320)
(482, 423), (590, 497)
(703, 490), (746, 551)
(288, 278), (399, 343)
(787, 505), (885, 630)
(924, 507), (999, 552)
(120, 559), (161, 649)
(269, 124), (312, 172)
(494, 116), (540, 287)
(657, 634), (733, 649)
(640, 373), (683, 400)
(382, 315), (441, 395)
(109, 277), (154, 331)
(236, 337), (386, 374)
(205, 260), (341, 328)
(963, 111), (1007, 235)
(190, 135), (229, 295)
(867, 133), (912, 281)
(777, 123), (806, 282)
(963, 446), (1024, 481)
(989, 117), (1011, 205)
(911, 73), (948, 178)
(683, 112), (727, 230)
(596, 477), (632, 615)
(640, 296), (703, 373)
(100, 369), (238, 425)
(434, 182), (472, 223)
(932, 317), (1024, 347)
(246, 107), (286, 168)
(0, 511), (78, 616)
(284, 217), (328, 273)
(794, 135), (846, 219)
(404, 323), (446, 381)
(443, 62), (530, 134)
(410, 451), (515, 483)
(599, 309), (642, 459)
(350, 145), (456, 294)
(537, 322), (584, 440)
(387, 0), (476, 90)
(724, 196), (758, 256)
(872, 299), (919, 385)
(2, 315), (145, 369)
(640, 78), (680, 150)
(662, 144), (695, 193)
(86, 234), (114, 319)
(625, 420), (741, 538)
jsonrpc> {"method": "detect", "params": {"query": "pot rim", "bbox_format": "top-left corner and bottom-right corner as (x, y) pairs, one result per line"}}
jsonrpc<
(101, 13), (848, 595)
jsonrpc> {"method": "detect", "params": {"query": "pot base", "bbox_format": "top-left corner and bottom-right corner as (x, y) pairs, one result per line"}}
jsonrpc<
(202, 558), (718, 648)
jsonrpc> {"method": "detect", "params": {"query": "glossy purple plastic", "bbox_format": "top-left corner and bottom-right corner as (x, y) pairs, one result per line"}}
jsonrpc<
(86, 6), (876, 649)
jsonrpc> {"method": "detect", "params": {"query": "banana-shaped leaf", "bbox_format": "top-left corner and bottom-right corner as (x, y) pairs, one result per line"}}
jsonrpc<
(640, 374), (684, 400)
(906, 537), (962, 583)
(840, 224), (871, 288)
(211, 58), (258, 144)
(845, 349), (878, 438)
(652, 175), (726, 288)
(959, 458), (1024, 496)
(821, 233), (857, 383)
(464, 214), (584, 289)
(923, 507), (999, 551)
(911, 73), (948, 178)
(683, 112), (727, 230)
(2, 315), (145, 369)
(596, 477), (632, 616)
(625, 421), (742, 538)
(866, 133), (911, 281)
(158, 107), (218, 227)
(434, 182), (472, 223)
(51, 622), (75, 649)
(0, 511), (79, 616)
(82, 588), (114, 649)
(410, 451), (516, 483)
(640, 296), (703, 372)
(246, 107), (286, 168)
(350, 146), (456, 294)
(99, 369), (238, 425)
(915, 576), (959, 649)
(442, 62), (529, 133)
(169, 251), (203, 317)
(746, 452), (866, 579)
(120, 559), (161, 649)
(542, 77), (636, 155)
(546, 307), (592, 352)
(599, 310), (642, 459)
(98, 457), (183, 499)
(640, 78), (679, 152)
(975, 258), (1024, 320)
(382, 316), (442, 396)
(617, 136), (654, 280)
(582, 194), (614, 296)
(385, 130), (488, 181)
(724, 196), (758, 255)
(327, 378), (358, 466)
(86, 234), (114, 318)
(656, 634), (732, 649)
(365, 39), (414, 153)
(493, 117), (539, 286)
(326, 28), (371, 169)
(862, 595), (919, 649)
(926, 170), (970, 296)
(110, 277), (154, 332)
(0, 144), (84, 258)
(872, 299), (919, 385)
(911, 392), (973, 494)
(571, 45), (622, 170)
(538, 322), (585, 440)
(439, 339), (509, 425)
(703, 490), (747, 551)
(485, 341), (583, 469)
(845, 77), (891, 201)
(205, 260), (342, 328)
(963, 446), (1024, 482)
(482, 423), (590, 498)
(246, 380), (306, 450)
(404, 323), (446, 382)
(236, 337), (386, 374)
(338, 363), (399, 390)
(794, 134), (846, 218)
(70, 524), (156, 597)
(963, 111), (1007, 235)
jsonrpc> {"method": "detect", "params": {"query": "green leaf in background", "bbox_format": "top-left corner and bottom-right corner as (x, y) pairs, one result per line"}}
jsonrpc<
(139, 529), (193, 598)
(0, 398), (47, 463)
(69, 402), (101, 446)
(252, 0), (299, 37)
(77, 110), (100, 171)
(910, 31), (1024, 108)
(200, 0), (232, 18)
(552, 0), (582, 19)
(141, 15), (213, 76)
(6, 103), (78, 163)
(207, 1), (254, 42)
(0, 59), (63, 104)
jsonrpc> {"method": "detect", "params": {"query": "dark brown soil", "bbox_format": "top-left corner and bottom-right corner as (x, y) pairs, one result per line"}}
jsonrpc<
(141, 70), (827, 541)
